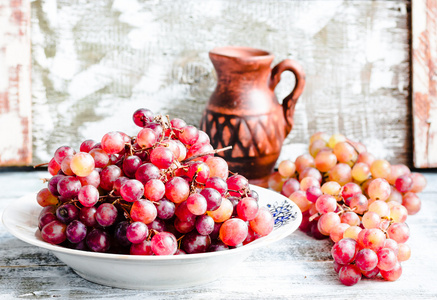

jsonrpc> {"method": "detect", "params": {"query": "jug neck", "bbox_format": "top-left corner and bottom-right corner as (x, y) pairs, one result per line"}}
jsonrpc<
(209, 47), (274, 83)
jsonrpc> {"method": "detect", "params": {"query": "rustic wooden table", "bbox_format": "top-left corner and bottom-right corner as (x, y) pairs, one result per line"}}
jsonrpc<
(0, 171), (436, 299)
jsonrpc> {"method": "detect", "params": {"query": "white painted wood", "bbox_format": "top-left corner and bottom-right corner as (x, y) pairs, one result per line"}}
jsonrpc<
(0, 171), (436, 298)
(30, 0), (412, 166)
(0, 0), (32, 166)
(412, 0), (437, 167)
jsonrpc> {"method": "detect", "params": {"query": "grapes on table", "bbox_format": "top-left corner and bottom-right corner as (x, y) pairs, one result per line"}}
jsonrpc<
(269, 132), (427, 286)
(36, 108), (275, 256)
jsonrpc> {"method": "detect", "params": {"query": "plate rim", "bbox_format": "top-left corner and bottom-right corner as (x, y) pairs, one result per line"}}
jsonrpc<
(2, 184), (302, 261)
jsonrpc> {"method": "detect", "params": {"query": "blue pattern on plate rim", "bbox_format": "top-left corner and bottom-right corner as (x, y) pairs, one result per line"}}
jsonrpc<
(267, 200), (298, 228)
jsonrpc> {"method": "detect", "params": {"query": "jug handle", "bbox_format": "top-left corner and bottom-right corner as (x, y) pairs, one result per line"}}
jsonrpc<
(269, 59), (306, 134)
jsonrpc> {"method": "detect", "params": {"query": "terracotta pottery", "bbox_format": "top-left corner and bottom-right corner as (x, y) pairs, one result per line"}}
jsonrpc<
(200, 46), (305, 187)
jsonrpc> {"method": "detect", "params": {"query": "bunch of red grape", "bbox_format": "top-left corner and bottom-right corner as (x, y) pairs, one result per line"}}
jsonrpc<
(36, 108), (274, 256)
(269, 132), (427, 286)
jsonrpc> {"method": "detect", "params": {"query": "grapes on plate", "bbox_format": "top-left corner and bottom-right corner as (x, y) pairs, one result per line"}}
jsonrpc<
(35, 108), (275, 258)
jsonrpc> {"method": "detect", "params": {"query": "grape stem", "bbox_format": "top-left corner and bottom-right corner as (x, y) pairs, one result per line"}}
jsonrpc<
(182, 146), (233, 163)
(34, 162), (49, 168)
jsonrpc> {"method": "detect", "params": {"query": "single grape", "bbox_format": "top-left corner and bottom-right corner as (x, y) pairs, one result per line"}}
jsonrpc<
(380, 262), (402, 281)
(402, 192), (421, 215)
(135, 163), (160, 185)
(100, 165), (122, 191)
(70, 152), (95, 177)
(306, 186), (323, 203)
(130, 240), (154, 255)
(362, 211), (381, 229)
(207, 197), (233, 223)
(299, 167), (322, 183)
(80, 139), (98, 152)
(397, 243), (411, 262)
(66, 220), (87, 244)
(328, 134), (346, 149)
(156, 198), (176, 219)
(77, 169), (100, 188)
(338, 264), (362, 286)
(315, 150), (337, 172)
(343, 225), (362, 241)
(57, 176), (82, 199)
(377, 248), (398, 271)
(370, 159), (391, 179)
(386, 222), (410, 243)
(178, 125), (199, 146)
(187, 161), (210, 184)
(351, 162), (371, 183)
(165, 177), (190, 204)
(328, 163), (352, 186)
(281, 178), (300, 197)
(340, 211), (360, 227)
(330, 223), (350, 243)
(205, 156), (229, 179)
(78, 185), (99, 207)
(200, 188), (222, 211)
(300, 176), (321, 191)
(409, 172), (427, 193)
(101, 131), (125, 155)
(56, 203), (79, 224)
(331, 238), (358, 265)
(227, 174), (249, 197)
(120, 179), (144, 202)
(79, 206), (97, 227)
(249, 207), (274, 237)
(54, 146), (76, 164)
(355, 248), (378, 271)
(151, 232), (178, 255)
(95, 203), (118, 227)
(130, 199), (158, 224)
(195, 215), (215, 236)
(133, 108), (154, 127)
(219, 218), (248, 246)
(236, 197), (259, 221)
(38, 206), (57, 230)
(278, 160), (296, 177)
(175, 201), (196, 222)
(186, 193), (208, 216)
(126, 221), (149, 244)
(295, 154), (315, 174)
(205, 177), (228, 196)
(181, 231), (211, 254)
(318, 212), (341, 235)
(36, 188), (58, 207)
(315, 194), (337, 214)
(48, 158), (61, 176)
(86, 228), (111, 252)
(289, 190), (311, 212)
(368, 178), (391, 201)
(41, 220), (67, 244)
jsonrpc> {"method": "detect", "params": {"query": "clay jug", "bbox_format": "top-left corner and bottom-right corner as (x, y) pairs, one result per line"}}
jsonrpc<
(200, 46), (305, 187)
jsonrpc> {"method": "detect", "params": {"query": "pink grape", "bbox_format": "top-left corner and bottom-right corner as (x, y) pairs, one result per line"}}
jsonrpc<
(315, 194), (337, 214)
(130, 199), (157, 224)
(207, 198), (233, 223)
(126, 222), (149, 244)
(78, 169), (100, 188)
(144, 178), (165, 201)
(70, 152), (95, 177)
(137, 128), (157, 148)
(95, 203), (118, 227)
(377, 248), (398, 271)
(362, 266), (380, 279)
(165, 177), (190, 204)
(387, 222), (410, 243)
(186, 193), (208, 215)
(41, 220), (67, 245)
(54, 146), (76, 164)
(151, 232), (178, 255)
(100, 165), (122, 191)
(156, 198), (175, 220)
(78, 185), (99, 207)
(227, 174), (249, 197)
(395, 175), (413, 193)
(205, 156), (229, 179)
(36, 188), (58, 207)
(281, 178), (300, 197)
(80, 139), (98, 153)
(380, 262), (402, 281)
(338, 264), (362, 286)
(331, 238), (358, 265)
(402, 192), (421, 215)
(86, 228), (110, 252)
(130, 240), (154, 255)
(133, 108), (154, 127)
(205, 177), (228, 196)
(122, 155), (142, 178)
(249, 207), (274, 237)
(101, 131), (125, 155)
(181, 231), (211, 254)
(48, 158), (61, 176)
(120, 179), (144, 202)
(178, 125), (199, 146)
(236, 197), (259, 221)
(79, 206), (97, 227)
(135, 163), (160, 185)
(355, 248), (378, 271)
(219, 218), (248, 246)
(150, 146), (174, 169)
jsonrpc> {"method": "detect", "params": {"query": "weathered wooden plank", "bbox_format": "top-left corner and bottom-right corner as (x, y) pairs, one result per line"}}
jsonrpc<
(30, 0), (412, 167)
(0, 0), (32, 166)
(412, 0), (437, 168)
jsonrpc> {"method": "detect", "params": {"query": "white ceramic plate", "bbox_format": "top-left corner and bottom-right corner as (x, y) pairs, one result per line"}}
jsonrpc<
(2, 185), (302, 290)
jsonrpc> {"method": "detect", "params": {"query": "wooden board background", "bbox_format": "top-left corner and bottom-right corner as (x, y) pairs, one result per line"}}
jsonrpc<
(412, 0), (437, 168)
(7, 0), (414, 165)
(0, 0), (32, 166)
